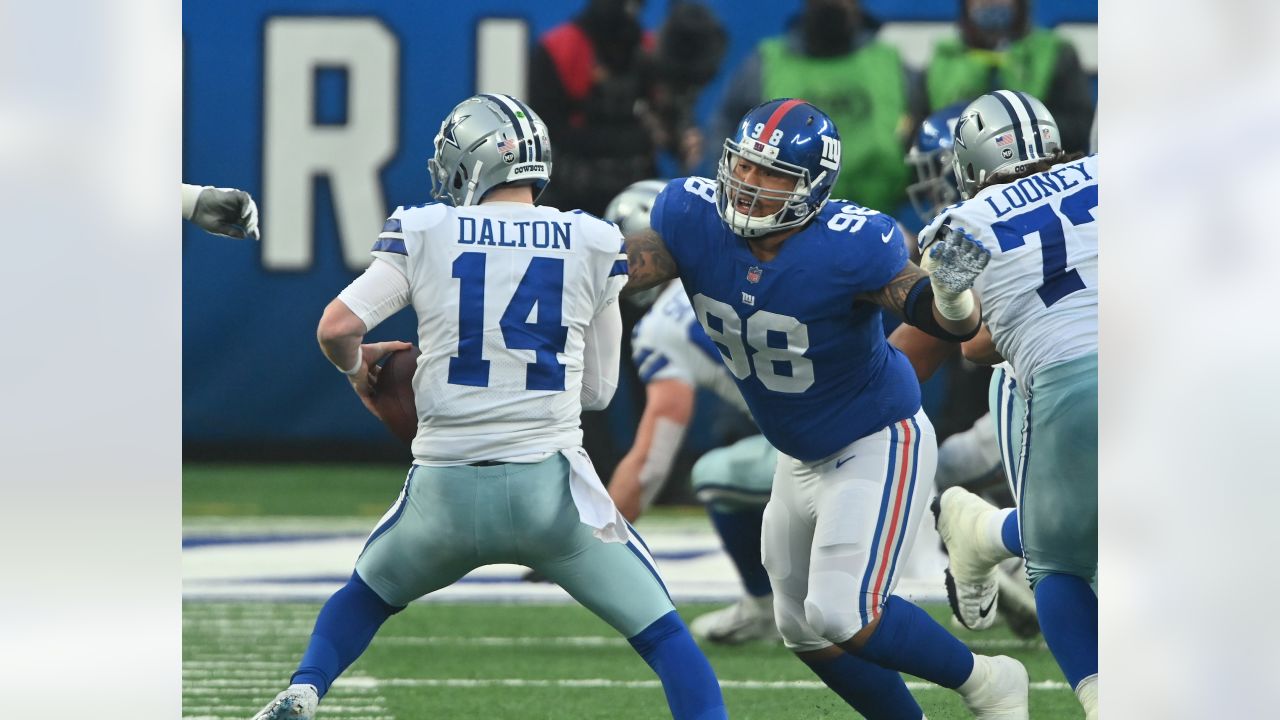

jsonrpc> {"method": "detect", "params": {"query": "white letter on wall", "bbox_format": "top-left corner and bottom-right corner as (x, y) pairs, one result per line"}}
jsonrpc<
(264, 17), (397, 270)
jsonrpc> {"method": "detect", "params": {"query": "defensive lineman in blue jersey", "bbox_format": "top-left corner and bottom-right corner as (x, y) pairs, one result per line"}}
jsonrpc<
(624, 98), (1030, 718)
(251, 95), (726, 720)
(925, 91), (1099, 720)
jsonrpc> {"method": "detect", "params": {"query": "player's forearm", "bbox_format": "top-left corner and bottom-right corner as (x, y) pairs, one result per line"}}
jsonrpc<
(961, 324), (1004, 365)
(888, 323), (956, 383)
(622, 228), (679, 295)
(317, 299), (368, 373)
(609, 451), (649, 522)
(931, 297), (981, 337)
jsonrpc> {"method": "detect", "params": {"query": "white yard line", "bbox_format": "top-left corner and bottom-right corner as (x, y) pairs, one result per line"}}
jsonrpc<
(330, 676), (1070, 692)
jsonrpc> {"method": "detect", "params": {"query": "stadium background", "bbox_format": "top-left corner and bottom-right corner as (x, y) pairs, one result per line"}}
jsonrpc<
(182, 0), (1097, 466)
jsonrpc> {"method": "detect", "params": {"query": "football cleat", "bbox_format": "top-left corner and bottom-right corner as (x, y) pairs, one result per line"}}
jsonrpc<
(960, 655), (1030, 720)
(689, 594), (779, 645)
(251, 684), (319, 720)
(933, 487), (1010, 630)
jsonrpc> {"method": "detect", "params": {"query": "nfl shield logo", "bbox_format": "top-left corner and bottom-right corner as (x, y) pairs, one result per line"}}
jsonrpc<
(497, 137), (518, 164)
(746, 266), (762, 283)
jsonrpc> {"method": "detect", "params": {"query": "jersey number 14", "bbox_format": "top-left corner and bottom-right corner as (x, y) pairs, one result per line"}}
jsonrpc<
(448, 252), (567, 391)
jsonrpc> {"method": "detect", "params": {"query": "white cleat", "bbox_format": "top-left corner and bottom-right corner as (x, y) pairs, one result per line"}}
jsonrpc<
(689, 594), (779, 645)
(959, 655), (1029, 720)
(251, 684), (319, 720)
(934, 487), (1008, 630)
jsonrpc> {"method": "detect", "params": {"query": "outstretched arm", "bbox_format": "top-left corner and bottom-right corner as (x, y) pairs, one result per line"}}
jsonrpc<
(859, 261), (980, 338)
(622, 228), (679, 296)
(608, 379), (695, 522)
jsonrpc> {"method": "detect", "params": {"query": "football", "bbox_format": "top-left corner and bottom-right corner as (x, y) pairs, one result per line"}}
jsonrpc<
(372, 347), (420, 446)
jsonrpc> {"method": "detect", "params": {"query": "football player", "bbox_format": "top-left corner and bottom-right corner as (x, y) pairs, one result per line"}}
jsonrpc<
(182, 183), (259, 239)
(907, 104), (1041, 640)
(605, 179), (780, 645)
(251, 94), (726, 720)
(923, 90), (1098, 720)
(623, 98), (1029, 719)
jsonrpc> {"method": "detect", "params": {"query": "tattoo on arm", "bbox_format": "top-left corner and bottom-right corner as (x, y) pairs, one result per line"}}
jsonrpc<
(623, 228), (678, 295)
(858, 262), (929, 317)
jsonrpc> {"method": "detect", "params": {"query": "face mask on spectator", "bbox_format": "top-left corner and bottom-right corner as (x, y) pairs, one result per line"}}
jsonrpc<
(970, 3), (1015, 35)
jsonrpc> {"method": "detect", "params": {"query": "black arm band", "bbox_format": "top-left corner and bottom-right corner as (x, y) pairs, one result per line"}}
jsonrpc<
(901, 276), (980, 342)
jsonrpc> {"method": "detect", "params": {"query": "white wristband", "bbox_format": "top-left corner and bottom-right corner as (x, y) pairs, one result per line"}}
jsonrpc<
(181, 183), (208, 220)
(339, 346), (364, 376)
(933, 287), (975, 322)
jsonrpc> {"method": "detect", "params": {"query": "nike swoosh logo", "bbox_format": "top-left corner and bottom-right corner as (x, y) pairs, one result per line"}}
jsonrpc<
(881, 230), (894, 243)
(835, 454), (856, 468)
(979, 598), (996, 618)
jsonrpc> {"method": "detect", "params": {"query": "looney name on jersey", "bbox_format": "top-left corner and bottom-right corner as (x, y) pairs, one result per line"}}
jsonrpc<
(457, 217), (572, 250)
(983, 160), (1095, 219)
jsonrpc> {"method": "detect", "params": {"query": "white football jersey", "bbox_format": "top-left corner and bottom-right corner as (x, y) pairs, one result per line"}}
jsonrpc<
(920, 154), (1098, 381)
(631, 282), (748, 415)
(372, 201), (627, 463)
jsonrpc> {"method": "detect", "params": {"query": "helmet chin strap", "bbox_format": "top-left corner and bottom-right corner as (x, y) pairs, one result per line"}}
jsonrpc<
(461, 159), (486, 206)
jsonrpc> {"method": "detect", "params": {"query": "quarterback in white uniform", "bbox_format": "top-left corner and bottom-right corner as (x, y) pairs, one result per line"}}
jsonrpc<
(251, 94), (727, 720)
(923, 90), (1099, 720)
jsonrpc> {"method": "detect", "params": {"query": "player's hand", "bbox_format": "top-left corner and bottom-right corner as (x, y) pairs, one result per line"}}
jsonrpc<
(347, 341), (415, 407)
(921, 225), (989, 295)
(191, 187), (260, 240)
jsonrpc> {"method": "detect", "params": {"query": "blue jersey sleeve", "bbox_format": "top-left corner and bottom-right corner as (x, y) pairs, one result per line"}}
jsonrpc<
(650, 176), (719, 275)
(844, 212), (909, 293)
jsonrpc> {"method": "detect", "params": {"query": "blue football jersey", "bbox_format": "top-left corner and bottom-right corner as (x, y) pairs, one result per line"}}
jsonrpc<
(649, 177), (921, 462)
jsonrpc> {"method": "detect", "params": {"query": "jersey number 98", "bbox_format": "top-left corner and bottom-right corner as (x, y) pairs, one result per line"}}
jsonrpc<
(692, 294), (814, 393)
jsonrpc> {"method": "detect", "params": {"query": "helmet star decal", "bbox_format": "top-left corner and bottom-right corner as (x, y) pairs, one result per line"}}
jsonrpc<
(441, 113), (469, 149)
(954, 113), (972, 149)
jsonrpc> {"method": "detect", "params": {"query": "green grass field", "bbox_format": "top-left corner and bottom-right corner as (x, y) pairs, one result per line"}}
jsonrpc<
(183, 464), (1079, 718)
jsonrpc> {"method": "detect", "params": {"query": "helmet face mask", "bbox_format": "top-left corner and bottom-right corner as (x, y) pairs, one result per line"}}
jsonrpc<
(429, 94), (553, 207)
(950, 90), (1061, 199)
(906, 101), (967, 220)
(715, 99), (840, 239)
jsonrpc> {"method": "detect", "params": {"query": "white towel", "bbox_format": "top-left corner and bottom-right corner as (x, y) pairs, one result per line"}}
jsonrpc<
(560, 447), (628, 544)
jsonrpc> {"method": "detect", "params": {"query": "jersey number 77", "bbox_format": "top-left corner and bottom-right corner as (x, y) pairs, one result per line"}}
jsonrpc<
(990, 184), (1098, 308)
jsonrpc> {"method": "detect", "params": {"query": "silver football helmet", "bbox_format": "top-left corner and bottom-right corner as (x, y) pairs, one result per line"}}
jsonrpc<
(604, 178), (667, 236)
(429, 94), (552, 206)
(951, 90), (1061, 199)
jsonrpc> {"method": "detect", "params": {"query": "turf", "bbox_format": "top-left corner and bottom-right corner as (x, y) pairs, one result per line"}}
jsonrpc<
(183, 600), (1080, 719)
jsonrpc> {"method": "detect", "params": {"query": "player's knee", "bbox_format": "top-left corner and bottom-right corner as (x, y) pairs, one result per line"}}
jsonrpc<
(691, 448), (730, 490)
(802, 592), (867, 644)
(1025, 560), (1095, 590)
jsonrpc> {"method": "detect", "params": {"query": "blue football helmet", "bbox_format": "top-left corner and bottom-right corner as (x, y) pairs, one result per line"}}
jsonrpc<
(905, 102), (968, 221)
(716, 98), (841, 238)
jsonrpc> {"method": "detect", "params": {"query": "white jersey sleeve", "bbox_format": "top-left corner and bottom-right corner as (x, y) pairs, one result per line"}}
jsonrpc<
(921, 154), (1098, 381)
(392, 202), (627, 463)
(631, 282), (750, 416)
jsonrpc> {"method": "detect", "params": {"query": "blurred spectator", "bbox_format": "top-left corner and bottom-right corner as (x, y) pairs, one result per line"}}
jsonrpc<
(529, 0), (725, 216)
(529, 0), (654, 216)
(712, 0), (923, 213)
(642, 1), (728, 174)
(926, 0), (1095, 153)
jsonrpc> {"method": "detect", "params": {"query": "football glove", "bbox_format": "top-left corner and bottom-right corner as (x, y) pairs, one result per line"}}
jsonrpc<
(185, 185), (260, 240)
(921, 225), (989, 320)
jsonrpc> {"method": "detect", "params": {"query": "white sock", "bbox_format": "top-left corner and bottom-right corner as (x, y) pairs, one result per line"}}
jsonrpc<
(956, 653), (987, 696)
(1075, 674), (1098, 718)
(984, 508), (1019, 562)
